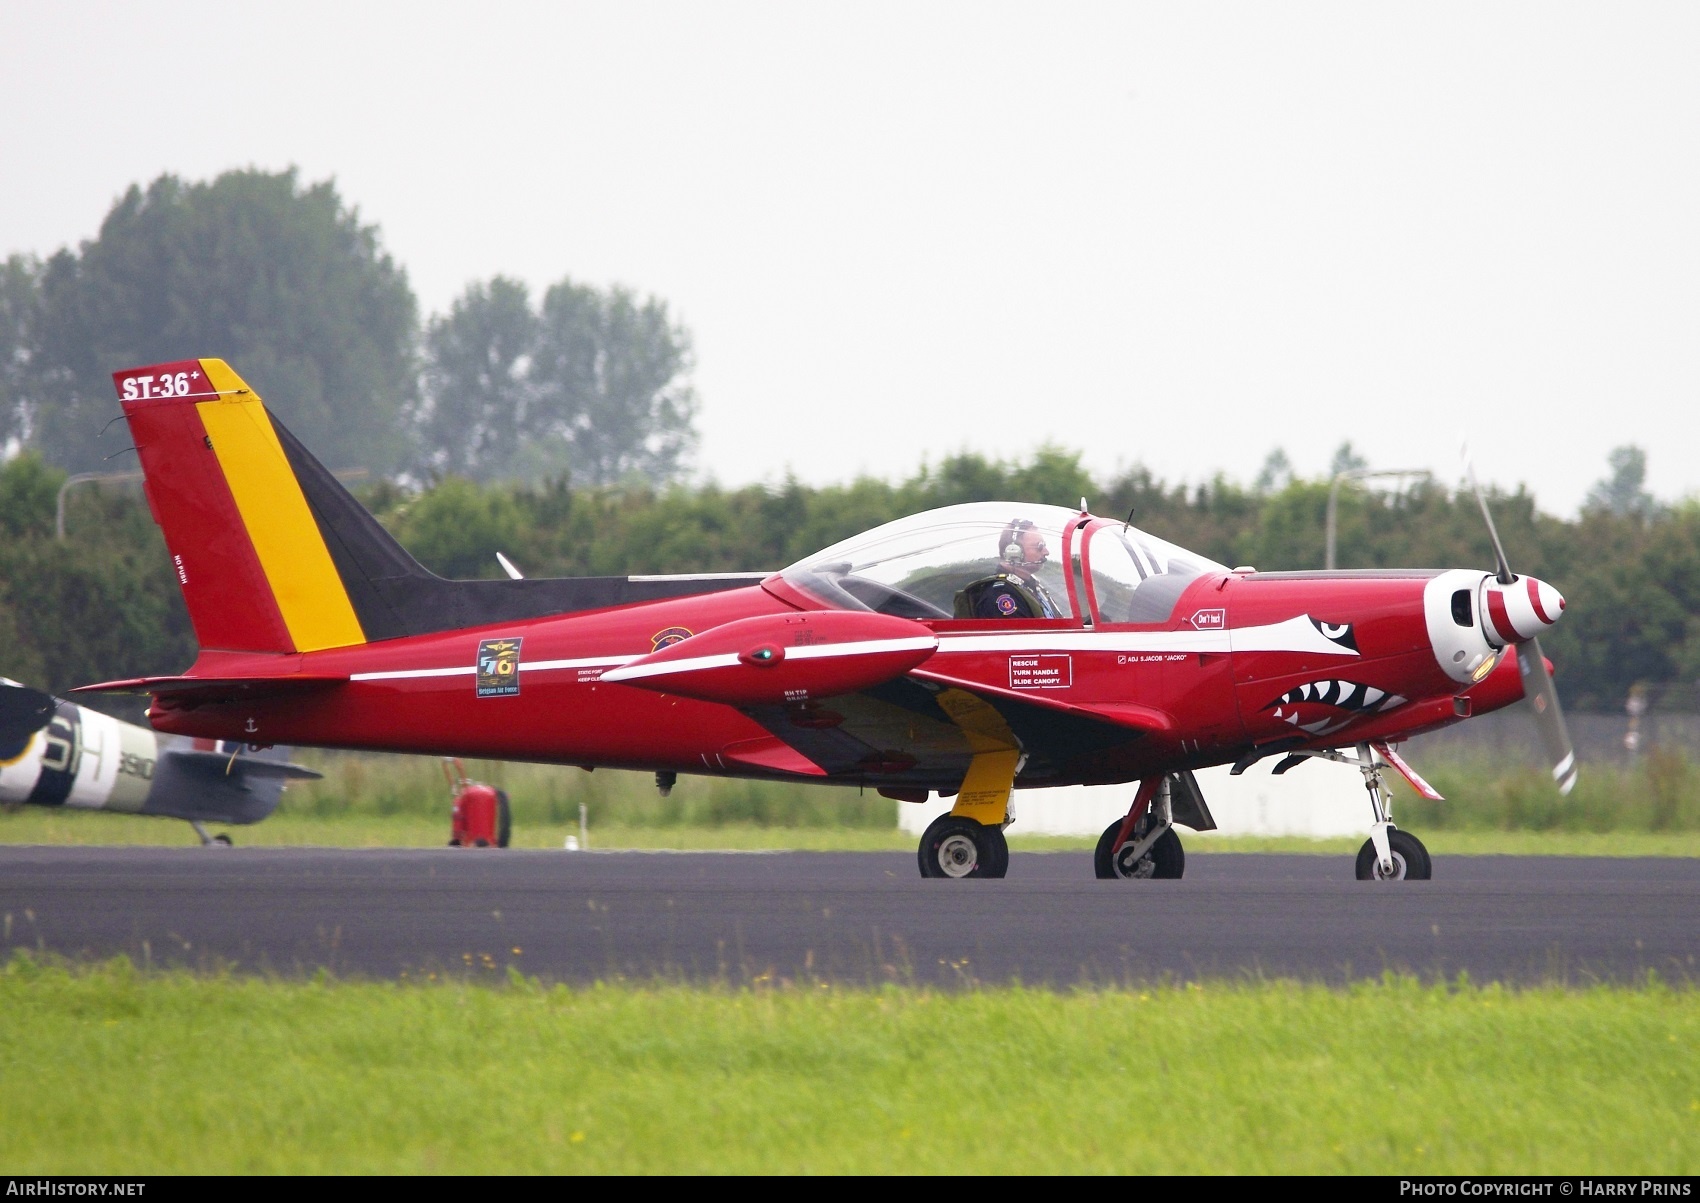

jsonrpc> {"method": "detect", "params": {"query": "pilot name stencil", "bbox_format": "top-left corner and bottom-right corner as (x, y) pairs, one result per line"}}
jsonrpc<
(1008, 654), (1071, 689)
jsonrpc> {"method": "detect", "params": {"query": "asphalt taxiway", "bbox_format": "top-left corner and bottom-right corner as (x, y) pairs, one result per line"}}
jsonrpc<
(2, 848), (1696, 986)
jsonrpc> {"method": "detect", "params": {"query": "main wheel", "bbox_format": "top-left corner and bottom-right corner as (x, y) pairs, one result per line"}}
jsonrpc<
(1094, 821), (1184, 879)
(212, 833), (233, 846)
(496, 789), (512, 848)
(981, 824), (1009, 878)
(1354, 829), (1431, 880)
(918, 815), (1006, 879)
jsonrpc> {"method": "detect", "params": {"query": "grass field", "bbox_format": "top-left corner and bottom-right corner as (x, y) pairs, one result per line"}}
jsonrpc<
(1, 956), (1694, 1174)
(7, 752), (1695, 1175)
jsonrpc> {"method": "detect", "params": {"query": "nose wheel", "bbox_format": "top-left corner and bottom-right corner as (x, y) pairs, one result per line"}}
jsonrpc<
(1355, 828), (1431, 880)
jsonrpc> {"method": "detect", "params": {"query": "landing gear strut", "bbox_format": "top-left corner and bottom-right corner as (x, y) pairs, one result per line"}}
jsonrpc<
(915, 716), (1021, 878)
(1095, 777), (1185, 879)
(189, 821), (233, 847)
(1284, 742), (1431, 880)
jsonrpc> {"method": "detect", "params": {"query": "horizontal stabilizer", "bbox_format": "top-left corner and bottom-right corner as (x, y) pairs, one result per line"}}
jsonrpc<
(73, 675), (345, 703)
(165, 749), (324, 780)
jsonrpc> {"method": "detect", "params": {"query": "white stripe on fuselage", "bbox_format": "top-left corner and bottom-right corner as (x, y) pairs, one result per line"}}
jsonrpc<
(351, 655), (634, 682)
(600, 635), (942, 684)
(345, 615), (1353, 686)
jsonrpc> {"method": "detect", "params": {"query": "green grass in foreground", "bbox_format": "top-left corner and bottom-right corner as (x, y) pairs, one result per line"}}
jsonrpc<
(6, 807), (1700, 856)
(1, 957), (1695, 1174)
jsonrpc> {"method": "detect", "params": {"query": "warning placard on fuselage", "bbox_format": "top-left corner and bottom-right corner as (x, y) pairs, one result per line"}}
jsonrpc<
(1008, 654), (1071, 689)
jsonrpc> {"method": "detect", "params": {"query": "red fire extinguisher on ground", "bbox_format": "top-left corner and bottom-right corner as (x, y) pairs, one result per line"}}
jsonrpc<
(444, 759), (511, 848)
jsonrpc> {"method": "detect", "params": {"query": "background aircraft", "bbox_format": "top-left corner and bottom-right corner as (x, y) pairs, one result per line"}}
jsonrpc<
(83, 358), (1572, 879)
(1, 678), (319, 845)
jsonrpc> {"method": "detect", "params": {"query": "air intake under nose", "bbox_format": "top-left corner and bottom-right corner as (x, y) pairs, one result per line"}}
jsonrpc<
(1482, 576), (1565, 646)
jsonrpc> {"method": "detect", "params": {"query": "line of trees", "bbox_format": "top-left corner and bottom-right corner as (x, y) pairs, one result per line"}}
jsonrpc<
(0, 169), (695, 486)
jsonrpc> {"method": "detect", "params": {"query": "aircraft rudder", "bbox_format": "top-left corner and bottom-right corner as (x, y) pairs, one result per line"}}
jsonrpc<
(112, 358), (368, 655)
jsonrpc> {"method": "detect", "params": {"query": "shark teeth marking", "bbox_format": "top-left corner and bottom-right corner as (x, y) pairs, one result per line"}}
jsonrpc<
(1299, 717), (1353, 736)
(1266, 680), (1406, 716)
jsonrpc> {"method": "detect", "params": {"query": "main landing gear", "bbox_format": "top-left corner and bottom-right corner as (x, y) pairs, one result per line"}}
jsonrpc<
(917, 741), (1019, 879)
(1095, 777), (1185, 879)
(918, 813), (1009, 878)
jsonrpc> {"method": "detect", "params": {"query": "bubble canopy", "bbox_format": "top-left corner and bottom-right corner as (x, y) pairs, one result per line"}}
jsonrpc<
(776, 502), (1227, 624)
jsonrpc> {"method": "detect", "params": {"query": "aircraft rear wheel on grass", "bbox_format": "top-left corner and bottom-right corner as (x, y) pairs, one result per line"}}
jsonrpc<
(1094, 822), (1184, 879)
(213, 834), (233, 846)
(1354, 829), (1431, 880)
(918, 815), (1007, 879)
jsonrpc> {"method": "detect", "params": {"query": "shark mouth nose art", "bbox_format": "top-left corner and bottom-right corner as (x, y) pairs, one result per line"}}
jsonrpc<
(1264, 679), (1406, 736)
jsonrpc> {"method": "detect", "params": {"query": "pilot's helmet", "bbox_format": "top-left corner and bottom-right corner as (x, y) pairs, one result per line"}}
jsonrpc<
(999, 519), (1046, 569)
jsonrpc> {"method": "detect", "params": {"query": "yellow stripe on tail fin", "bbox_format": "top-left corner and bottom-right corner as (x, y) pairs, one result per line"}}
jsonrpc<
(194, 360), (367, 652)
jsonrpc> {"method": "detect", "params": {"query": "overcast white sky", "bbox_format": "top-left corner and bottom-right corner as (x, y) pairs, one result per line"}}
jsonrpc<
(3, 1), (1696, 516)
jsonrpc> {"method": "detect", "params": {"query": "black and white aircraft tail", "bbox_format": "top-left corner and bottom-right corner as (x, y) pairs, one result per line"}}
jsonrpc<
(0, 678), (320, 845)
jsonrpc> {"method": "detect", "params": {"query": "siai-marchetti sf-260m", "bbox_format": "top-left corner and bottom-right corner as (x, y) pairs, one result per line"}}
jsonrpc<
(81, 358), (1575, 880)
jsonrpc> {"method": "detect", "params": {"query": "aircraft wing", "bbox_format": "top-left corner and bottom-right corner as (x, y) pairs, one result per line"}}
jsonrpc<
(735, 674), (1156, 790)
(599, 610), (1169, 788)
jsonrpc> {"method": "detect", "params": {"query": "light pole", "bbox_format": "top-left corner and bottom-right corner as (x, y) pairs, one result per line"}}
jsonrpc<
(1326, 468), (1433, 571)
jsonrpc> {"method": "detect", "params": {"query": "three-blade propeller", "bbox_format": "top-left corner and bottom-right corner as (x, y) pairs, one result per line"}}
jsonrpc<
(1462, 449), (1578, 794)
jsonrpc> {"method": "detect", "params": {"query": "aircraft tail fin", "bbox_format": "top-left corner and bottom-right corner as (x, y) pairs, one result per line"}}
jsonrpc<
(113, 358), (427, 654)
(114, 358), (768, 657)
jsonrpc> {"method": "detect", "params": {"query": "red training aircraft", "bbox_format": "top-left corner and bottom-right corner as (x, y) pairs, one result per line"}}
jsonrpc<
(81, 359), (1575, 881)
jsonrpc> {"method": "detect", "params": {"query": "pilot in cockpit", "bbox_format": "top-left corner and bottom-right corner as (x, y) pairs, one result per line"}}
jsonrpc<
(954, 518), (1064, 619)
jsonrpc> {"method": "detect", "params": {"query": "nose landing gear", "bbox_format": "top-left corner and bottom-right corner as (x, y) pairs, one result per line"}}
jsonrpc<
(1356, 826), (1431, 880)
(1288, 741), (1433, 880)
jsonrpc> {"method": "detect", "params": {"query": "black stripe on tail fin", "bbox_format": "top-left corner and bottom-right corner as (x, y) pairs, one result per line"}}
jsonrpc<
(269, 418), (758, 639)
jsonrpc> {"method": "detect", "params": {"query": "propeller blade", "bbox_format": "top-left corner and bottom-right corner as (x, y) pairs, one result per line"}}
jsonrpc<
(1516, 636), (1578, 795)
(1461, 444), (1515, 585)
(0, 681), (59, 760)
